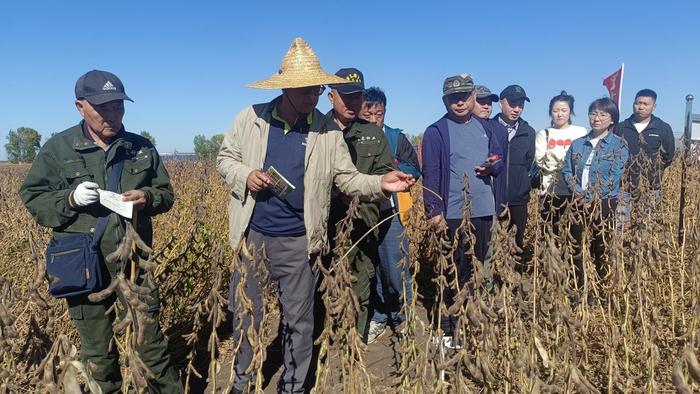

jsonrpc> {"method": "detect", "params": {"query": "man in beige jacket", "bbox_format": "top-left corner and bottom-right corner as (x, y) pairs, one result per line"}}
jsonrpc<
(217, 37), (414, 394)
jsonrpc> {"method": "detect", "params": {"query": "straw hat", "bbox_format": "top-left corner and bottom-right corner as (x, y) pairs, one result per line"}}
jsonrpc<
(248, 37), (351, 89)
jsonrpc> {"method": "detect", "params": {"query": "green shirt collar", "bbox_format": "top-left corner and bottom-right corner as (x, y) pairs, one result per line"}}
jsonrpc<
(272, 106), (313, 134)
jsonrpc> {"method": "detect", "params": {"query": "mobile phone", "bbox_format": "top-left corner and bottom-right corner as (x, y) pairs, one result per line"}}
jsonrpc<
(480, 156), (501, 168)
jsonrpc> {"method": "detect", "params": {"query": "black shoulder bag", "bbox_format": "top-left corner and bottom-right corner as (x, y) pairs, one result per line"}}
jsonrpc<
(45, 159), (124, 298)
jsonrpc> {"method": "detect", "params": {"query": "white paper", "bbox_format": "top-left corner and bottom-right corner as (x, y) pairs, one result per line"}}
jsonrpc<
(98, 189), (133, 219)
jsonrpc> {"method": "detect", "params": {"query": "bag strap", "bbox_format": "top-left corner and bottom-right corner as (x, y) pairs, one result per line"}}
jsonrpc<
(91, 157), (125, 248)
(385, 127), (400, 157)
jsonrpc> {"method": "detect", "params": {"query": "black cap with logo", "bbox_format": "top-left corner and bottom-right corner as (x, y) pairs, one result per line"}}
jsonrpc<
(328, 68), (365, 94)
(499, 84), (530, 102)
(75, 70), (133, 105)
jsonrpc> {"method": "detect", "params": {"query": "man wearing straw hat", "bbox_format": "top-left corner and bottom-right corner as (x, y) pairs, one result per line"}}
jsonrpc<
(217, 37), (414, 394)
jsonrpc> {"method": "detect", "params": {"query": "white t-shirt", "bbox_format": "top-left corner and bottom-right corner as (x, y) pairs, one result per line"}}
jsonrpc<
(534, 124), (588, 193)
(581, 133), (606, 191)
(634, 120), (650, 133)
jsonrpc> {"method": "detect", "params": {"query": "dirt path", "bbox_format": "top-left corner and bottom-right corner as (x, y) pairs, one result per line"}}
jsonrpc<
(203, 329), (423, 393)
(201, 307), (434, 393)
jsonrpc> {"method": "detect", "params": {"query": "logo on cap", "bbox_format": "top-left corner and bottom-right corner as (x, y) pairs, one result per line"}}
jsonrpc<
(346, 73), (362, 83)
(515, 86), (523, 93)
(443, 73), (474, 97)
(103, 81), (117, 91)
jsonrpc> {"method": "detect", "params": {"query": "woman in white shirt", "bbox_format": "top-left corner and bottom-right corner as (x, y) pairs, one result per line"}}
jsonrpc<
(534, 91), (588, 231)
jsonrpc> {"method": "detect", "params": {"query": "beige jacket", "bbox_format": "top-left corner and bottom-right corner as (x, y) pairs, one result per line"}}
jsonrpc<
(217, 97), (387, 254)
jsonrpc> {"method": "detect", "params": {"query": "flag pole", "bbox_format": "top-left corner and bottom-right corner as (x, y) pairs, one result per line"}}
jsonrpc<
(618, 63), (625, 109)
(678, 94), (694, 244)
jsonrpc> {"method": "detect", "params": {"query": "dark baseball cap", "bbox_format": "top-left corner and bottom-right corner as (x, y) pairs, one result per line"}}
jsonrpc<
(443, 74), (474, 97)
(500, 84), (530, 102)
(475, 85), (499, 102)
(328, 68), (365, 94)
(75, 70), (133, 105)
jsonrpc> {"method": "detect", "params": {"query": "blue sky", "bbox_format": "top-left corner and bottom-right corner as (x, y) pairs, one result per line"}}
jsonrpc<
(1, 1), (699, 160)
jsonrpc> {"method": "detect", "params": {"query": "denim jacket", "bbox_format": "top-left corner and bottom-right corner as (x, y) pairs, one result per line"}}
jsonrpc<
(561, 130), (629, 200)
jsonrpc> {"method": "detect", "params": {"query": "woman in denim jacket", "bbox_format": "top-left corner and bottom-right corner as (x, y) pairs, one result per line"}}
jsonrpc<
(561, 97), (629, 303)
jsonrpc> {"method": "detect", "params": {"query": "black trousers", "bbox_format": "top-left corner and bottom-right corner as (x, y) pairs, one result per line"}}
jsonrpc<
(441, 216), (492, 335)
(540, 194), (573, 237)
(569, 198), (617, 290)
(499, 204), (528, 271)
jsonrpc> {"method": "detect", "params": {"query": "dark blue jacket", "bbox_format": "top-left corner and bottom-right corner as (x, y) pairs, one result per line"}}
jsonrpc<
(490, 115), (536, 211)
(422, 115), (504, 218)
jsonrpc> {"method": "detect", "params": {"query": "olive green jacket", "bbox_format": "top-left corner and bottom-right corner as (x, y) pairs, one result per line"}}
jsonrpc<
(19, 123), (174, 258)
(327, 114), (394, 229)
(216, 97), (388, 254)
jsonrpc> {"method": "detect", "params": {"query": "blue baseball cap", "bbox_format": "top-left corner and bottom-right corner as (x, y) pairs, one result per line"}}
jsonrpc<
(75, 70), (133, 105)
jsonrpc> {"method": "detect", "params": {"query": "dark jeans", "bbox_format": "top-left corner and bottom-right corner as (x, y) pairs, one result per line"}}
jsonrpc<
(370, 211), (413, 325)
(441, 216), (492, 336)
(570, 198), (617, 290)
(229, 229), (315, 394)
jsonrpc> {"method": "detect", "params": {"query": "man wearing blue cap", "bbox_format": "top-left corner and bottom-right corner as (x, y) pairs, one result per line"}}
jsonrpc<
(19, 70), (181, 393)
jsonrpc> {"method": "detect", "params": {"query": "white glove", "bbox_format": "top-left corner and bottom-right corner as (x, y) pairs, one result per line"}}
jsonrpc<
(72, 181), (100, 207)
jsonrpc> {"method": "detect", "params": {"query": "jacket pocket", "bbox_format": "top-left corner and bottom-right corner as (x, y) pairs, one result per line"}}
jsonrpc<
(125, 156), (151, 174)
(124, 156), (152, 188)
(356, 139), (382, 158)
(62, 161), (92, 185)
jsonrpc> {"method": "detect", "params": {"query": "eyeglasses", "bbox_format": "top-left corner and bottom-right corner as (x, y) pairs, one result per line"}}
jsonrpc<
(588, 112), (611, 119)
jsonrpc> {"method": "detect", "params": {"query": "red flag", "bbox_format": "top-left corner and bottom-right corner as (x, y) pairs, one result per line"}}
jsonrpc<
(603, 65), (624, 107)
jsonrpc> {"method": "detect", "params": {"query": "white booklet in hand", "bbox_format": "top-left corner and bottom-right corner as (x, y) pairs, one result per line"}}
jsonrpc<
(98, 189), (133, 219)
(266, 166), (295, 199)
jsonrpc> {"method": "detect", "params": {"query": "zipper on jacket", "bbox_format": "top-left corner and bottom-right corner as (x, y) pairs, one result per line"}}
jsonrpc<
(506, 138), (511, 200)
(50, 248), (82, 257)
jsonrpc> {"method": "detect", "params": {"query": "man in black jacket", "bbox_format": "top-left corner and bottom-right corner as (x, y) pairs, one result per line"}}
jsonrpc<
(616, 89), (675, 194)
(491, 85), (536, 271)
